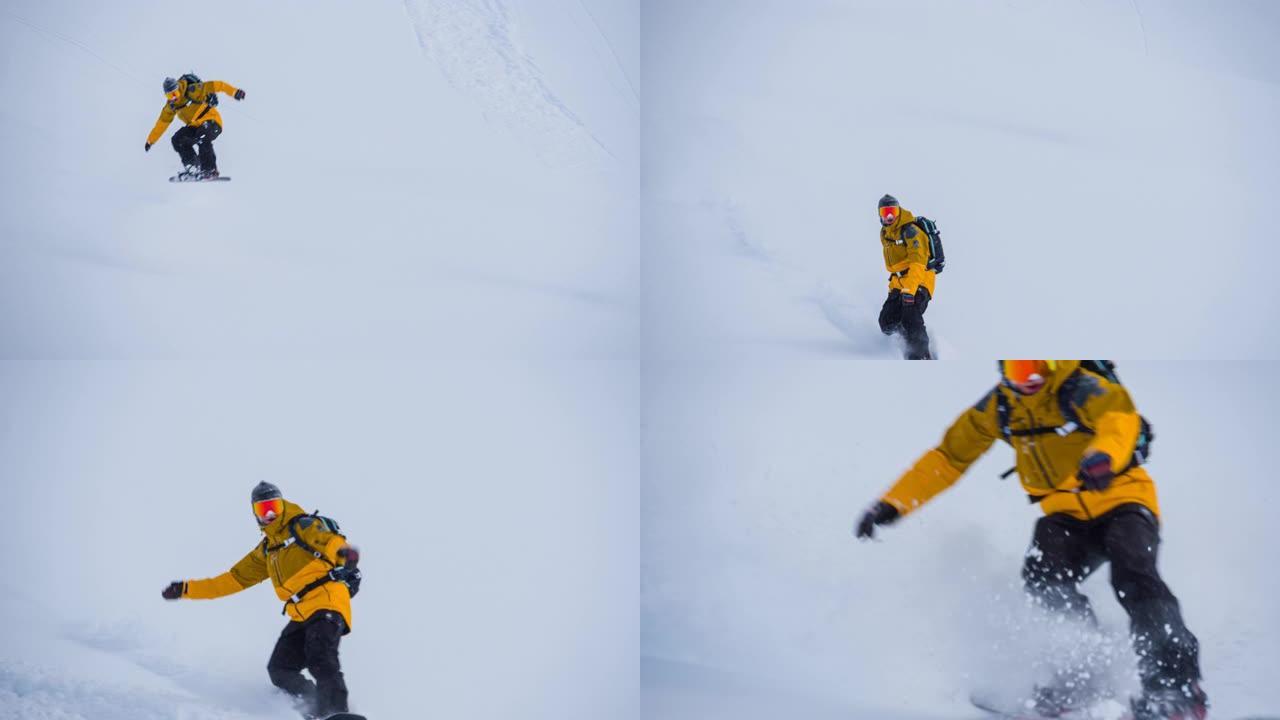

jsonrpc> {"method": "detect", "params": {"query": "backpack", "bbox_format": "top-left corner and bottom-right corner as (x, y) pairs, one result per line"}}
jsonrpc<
(912, 216), (945, 274)
(995, 361), (1154, 480)
(262, 511), (361, 609)
(178, 72), (218, 108)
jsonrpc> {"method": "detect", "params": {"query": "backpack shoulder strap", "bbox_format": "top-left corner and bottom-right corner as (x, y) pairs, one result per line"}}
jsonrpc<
(1058, 366), (1120, 437)
(993, 386), (1020, 479)
(1055, 369), (1090, 435)
(1073, 362), (1154, 472)
(995, 386), (1011, 441)
(258, 513), (335, 565)
(287, 513), (335, 565)
(997, 373), (1091, 441)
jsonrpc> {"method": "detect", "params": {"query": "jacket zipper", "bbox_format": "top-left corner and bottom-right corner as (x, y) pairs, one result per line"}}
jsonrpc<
(270, 547), (282, 587)
(270, 547), (303, 618)
(1021, 398), (1095, 520)
(1013, 400), (1057, 490)
(1018, 407), (1059, 484)
(1020, 435), (1056, 491)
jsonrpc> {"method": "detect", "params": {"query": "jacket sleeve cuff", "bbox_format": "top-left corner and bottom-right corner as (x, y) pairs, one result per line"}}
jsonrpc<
(323, 535), (347, 564)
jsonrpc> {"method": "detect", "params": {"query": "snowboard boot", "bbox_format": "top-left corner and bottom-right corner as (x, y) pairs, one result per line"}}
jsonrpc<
(176, 165), (201, 181)
(1130, 682), (1207, 720)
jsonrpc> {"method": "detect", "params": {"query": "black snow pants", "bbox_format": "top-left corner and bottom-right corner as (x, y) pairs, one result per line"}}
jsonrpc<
(267, 610), (349, 718)
(171, 120), (222, 172)
(1022, 503), (1201, 692)
(878, 287), (931, 360)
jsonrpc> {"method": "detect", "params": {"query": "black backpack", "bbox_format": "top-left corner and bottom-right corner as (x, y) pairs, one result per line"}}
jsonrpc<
(912, 216), (945, 274)
(178, 72), (219, 108)
(995, 361), (1154, 479)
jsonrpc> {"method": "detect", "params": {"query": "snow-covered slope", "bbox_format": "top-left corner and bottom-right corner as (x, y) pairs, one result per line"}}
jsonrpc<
(642, 0), (1280, 359)
(0, 1), (637, 718)
(642, 357), (1280, 719)
(641, 1), (1280, 717)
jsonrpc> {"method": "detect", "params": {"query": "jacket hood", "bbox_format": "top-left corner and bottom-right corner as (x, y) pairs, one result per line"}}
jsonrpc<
(882, 208), (917, 237)
(1043, 360), (1082, 394)
(257, 499), (308, 543)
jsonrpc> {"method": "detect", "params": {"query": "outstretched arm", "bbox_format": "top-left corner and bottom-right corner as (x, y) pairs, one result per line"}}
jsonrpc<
(858, 390), (1001, 539)
(164, 545), (269, 600)
(204, 80), (244, 100)
(145, 105), (177, 147)
(292, 517), (360, 593)
(300, 518), (358, 561)
(884, 391), (999, 514)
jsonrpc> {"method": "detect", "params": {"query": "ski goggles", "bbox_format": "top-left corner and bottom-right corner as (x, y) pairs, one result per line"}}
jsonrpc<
(252, 498), (284, 523)
(878, 206), (898, 224)
(1001, 360), (1057, 392)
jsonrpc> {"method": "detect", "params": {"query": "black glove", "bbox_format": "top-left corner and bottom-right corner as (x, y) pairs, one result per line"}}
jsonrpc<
(144, 142), (151, 152)
(344, 567), (362, 597)
(234, 88), (245, 101)
(161, 580), (186, 600)
(335, 546), (361, 597)
(1077, 451), (1115, 492)
(855, 500), (900, 540)
(330, 565), (362, 597)
(902, 292), (915, 305)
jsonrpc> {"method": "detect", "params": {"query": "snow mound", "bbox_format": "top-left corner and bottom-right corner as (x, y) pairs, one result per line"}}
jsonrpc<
(405, 0), (613, 166)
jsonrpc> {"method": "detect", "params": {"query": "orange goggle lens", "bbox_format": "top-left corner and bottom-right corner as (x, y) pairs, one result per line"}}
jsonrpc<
(1002, 360), (1055, 386)
(879, 206), (898, 221)
(253, 498), (283, 521)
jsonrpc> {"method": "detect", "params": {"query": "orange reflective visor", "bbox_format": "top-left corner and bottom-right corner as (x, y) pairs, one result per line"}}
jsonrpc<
(879, 206), (898, 222)
(253, 498), (283, 522)
(1002, 360), (1056, 385)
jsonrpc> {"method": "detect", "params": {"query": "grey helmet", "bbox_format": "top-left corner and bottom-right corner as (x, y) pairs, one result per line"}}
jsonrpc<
(878, 194), (899, 209)
(251, 481), (283, 504)
(163, 77), (179, 94)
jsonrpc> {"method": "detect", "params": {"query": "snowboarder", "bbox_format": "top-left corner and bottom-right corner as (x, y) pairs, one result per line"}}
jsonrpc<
(162, 482), (361, 719)
(876, 194), (936, 360)
(145, 73), (245, 180)
(854, 361), (1206, 720)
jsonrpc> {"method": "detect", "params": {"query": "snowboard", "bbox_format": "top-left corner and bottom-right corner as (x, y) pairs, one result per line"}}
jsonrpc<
(322, 714), (366, 720)
(971, 693), (1276, 720)
(168, 174), (230, 183)
(970, 692), (1122, 720)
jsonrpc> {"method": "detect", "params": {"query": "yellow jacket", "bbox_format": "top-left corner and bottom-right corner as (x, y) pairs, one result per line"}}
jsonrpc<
(182, 500), (354, 630)
(882, 361), (1159, 522)
(881, 208), (937, 298)
(146, 79), (241, 146)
